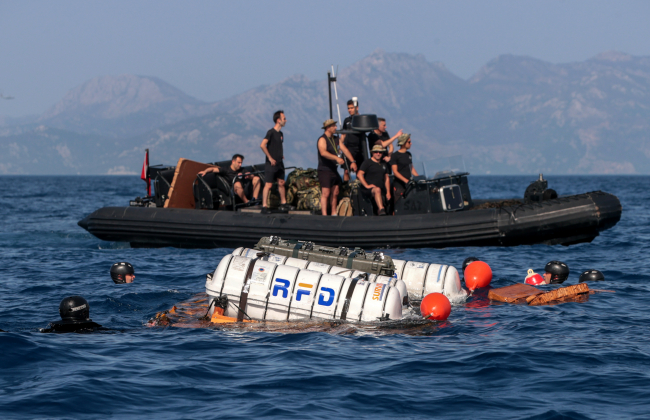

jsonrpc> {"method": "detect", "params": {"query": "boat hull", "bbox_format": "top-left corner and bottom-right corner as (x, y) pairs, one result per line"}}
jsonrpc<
(78, 191), (622, 249)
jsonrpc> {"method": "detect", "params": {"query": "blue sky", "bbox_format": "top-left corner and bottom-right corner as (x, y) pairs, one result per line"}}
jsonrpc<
(1, 0), (650, 117)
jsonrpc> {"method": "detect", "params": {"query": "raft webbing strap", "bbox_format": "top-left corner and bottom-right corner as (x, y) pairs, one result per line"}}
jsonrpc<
(346, 251), (358, 269)
(291, 243), (303, 259)
(339, 278), (358, 321)
(237, 253), (266, 322)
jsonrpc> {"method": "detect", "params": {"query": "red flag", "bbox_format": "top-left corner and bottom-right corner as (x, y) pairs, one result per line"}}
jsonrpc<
(141, 149), (151, 196)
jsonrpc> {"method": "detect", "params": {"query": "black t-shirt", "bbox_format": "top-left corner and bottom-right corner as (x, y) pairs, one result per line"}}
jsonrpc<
(368, 130), (391, 173)
(218, 165), (240, 185)
(359, 159), (387, 190)
(317, 135), (340, 173)
(264, 128), (284, 163)
(367, 130), (390, 145)
(342, 116), (367, 155)
(390, 151), (413, 183)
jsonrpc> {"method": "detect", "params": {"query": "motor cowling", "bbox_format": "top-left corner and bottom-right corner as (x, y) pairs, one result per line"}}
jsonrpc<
(524, 174), (557, 204)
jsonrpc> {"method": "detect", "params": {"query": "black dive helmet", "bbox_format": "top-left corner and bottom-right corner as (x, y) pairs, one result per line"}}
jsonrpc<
(579, 269), (605, 283)
(110, 262), (134, 284)
(462, 257), (480, 274)
(545, 260), (570, 284)
(59, 296), (90, 322)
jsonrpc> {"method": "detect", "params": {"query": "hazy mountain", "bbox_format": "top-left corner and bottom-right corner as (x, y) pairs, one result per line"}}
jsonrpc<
(37, 74), (214, 138)
(3, 50), (650, 174)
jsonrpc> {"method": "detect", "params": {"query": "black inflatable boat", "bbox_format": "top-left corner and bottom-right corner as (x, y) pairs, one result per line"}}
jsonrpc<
(78, 164), (622, 249)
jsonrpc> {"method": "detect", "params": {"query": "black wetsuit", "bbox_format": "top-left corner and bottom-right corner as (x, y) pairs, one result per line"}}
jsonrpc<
(42, 320), (103, 333)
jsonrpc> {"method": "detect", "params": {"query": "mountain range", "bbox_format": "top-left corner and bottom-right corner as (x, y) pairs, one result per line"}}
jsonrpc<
(2, 49), (650, 175)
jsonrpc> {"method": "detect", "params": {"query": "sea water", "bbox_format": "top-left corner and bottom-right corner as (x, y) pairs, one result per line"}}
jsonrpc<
(1, 175), (649, 419)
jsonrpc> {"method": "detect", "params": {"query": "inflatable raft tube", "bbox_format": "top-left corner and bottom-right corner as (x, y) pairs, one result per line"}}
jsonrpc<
(77, 191), (622, 249)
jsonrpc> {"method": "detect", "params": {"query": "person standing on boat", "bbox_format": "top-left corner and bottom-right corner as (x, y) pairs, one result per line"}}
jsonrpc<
(340, 99), (366, 181)
(198, 154), (262, 205)
(260, 110), (290, 213)
(391, 133), (419, 200)
(358, 144), (391, 216)
(317, 119), (347, 215)
(367, 117), (403, 174)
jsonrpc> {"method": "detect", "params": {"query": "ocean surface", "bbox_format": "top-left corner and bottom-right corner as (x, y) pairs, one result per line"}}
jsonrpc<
(1, 175), (649, 419)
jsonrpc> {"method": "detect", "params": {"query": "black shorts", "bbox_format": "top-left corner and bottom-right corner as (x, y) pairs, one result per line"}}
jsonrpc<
(265, 162), (285, 182)
(342, 151), (365, 171)
(318, 170), (342, 189)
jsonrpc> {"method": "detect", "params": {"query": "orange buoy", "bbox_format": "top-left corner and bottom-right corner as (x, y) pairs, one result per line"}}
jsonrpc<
(464, 261), (493, 291)
(420, 293), (451, 321)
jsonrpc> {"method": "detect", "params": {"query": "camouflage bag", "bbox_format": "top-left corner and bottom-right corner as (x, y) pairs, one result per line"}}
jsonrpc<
(266, 185), (281, 209)
(296, 186), (321, 212)
(286, 185), (298, 206)
(339, 180), (353, 198)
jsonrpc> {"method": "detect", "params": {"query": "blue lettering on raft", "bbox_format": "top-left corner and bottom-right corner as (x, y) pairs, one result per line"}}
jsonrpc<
(296, 289), (311, 301)
(272, 279), (290, 298)
(317, 287), (335, 306)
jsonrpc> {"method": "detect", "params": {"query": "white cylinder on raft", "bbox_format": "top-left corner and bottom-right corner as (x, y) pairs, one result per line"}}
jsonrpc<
(206, 255), (403, 322)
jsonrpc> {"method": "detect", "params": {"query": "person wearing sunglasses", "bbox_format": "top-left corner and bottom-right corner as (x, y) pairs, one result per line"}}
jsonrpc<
(390, 133), (419, 200)
(358, 144), (391, 215)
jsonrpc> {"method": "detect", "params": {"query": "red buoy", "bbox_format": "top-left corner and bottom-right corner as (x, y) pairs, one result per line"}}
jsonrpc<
(420, 293), (451, 321)
(464, 261), (493, 291)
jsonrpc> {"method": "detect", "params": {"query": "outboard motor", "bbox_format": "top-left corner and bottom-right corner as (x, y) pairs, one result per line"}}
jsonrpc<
(524, 174), (558, 204)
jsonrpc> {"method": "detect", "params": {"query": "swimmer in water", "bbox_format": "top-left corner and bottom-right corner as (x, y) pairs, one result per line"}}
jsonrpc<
(110, 262), (135, 284)
(41, 296), (103, 333)
(543, 261), (569, 284)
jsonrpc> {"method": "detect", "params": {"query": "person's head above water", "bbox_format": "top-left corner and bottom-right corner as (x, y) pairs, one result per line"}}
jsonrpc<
(110, 262), (135, 284)
(462, 257), (480, 275)
(544, 261), (569, 284)
(579, 269), (605, 283)
(59, 295), (90, 322)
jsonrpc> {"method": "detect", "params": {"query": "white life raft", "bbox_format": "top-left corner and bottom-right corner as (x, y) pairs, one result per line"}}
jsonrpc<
(206, 254), (403, 323)
(232, 248), (409, 306)
(232, 248), (467, 303)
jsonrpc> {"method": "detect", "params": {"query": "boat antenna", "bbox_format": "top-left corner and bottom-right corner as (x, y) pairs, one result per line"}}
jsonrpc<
(331, 65), (342, 124)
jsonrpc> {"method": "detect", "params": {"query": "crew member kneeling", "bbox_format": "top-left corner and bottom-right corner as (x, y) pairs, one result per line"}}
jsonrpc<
(358, 145), (391, 215)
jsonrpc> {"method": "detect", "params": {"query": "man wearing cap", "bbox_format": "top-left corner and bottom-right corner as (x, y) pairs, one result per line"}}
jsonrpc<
(390, 133), (419, 200)
(358, 144), (391, 216)
(317, 119), (347, 215)
(368, 118), (403, 173)
(340, 99), (366, 181)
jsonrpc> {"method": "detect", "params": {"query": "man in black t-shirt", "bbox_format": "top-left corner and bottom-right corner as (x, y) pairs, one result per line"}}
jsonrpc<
(390, 133), (419, 199)
(199, 154), (261, 204)
(367, 118), (403, 174)
(260, 110), (290, 212)
(358, 144), (391, 216)
(340, 99), (366, 182)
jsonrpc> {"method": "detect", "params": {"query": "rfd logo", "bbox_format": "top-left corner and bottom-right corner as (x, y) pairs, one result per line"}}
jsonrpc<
(272, 279), (335, 306)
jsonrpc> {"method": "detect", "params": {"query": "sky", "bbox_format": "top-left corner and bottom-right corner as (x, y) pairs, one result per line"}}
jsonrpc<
(2, 0), (650, 117)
